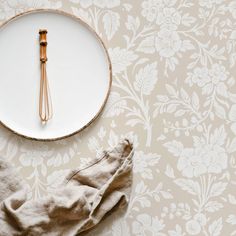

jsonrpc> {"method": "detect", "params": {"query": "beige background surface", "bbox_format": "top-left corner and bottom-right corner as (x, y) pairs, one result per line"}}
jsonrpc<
(0, 0), (236, 235)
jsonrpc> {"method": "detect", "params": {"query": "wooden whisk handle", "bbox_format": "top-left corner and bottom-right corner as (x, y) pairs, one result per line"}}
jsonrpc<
(38, 29), (53, 122)
(39, 29), (47, 63)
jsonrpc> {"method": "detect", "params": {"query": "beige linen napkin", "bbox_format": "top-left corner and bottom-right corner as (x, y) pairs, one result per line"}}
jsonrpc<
(0, 139), (134, 236)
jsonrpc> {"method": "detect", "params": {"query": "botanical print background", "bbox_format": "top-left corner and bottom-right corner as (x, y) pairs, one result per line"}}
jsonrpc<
(0, 0), (236, 235)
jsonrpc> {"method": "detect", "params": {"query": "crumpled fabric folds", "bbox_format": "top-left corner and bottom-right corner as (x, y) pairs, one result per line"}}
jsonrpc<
(0, 139), (134, 236)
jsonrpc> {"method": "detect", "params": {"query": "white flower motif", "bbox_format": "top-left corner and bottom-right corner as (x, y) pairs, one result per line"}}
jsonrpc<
(229, 1), (236, 19)
(209, 63), (227, 85)
(133, 151), (159, 179)
(229, 104), (236, 134)
(19, 143), (52, 167)
(185, 219), (201, 235)
(141, 0), (163, 22)
(132, 214), (165, 235)
(177, 127), (228, 177)
(208, 63), (228, 97)
(201, 144), (227, 174)
(70, 0), (92, 8)
(94, 0), (120, 8)
(0, 0), (61, 20)
(156, 7), (181, 30)
(168, 224), (184, 236)
(177, 148), (207, 178)
(108, 47), (138, 74)
(71, 0), (120, 8)
(199, 0), (223, 9)
(199, 0), (214, 8)
(19, 155), (43, 167)
(194, 213), (207, 226)
(187, 64), (229, 96)
(190, 67), (211, 87)
(8, 0), (51, 8)
(155, 29), (182, 58)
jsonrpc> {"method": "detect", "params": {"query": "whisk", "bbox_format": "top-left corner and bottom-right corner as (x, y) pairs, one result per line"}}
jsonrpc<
(39, 29), (53, 122)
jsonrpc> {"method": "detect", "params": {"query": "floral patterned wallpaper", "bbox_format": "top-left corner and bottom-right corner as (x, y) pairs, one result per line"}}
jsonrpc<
(0, 0), (236, 235)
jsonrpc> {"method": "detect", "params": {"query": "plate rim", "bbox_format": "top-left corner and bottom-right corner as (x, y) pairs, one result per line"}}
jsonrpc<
(0, 8), (112, 141)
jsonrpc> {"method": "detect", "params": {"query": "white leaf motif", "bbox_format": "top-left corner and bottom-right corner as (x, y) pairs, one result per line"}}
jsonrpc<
(111, 219), (131, 236)
(103, 11), (120, 40)
(192, 92), (199, 111)
(126, 15), (140, 31)
(134, 62), (158, 95)
(139, 197), (151, 207)
(214, 102), (226, 119)
(6, 137), (18, 159)
(174, 179), (200, 195)
(205, 201), (223, 212)
(181, 13), (196, 27)
(228, 194), (236, 204)
(227, 137), (236, 153)
(229, 104), (236, 121)
(71, 7), (92, 25)
(209, 182), (227, 197)
(164, 141), (183, 157)
(226, 215), (236, 225)
(208, 218), (222, 236)
(137, 36), (155, 54)
(165, 164), (175, 178)
(160, 191), (173, 199)
(133, 151), (159, 179)
(166, 84), (178, 97)
(135, 181), (147, 194)
(123, 3), (132, 11)
(210, 125), (226, 146)
(103, 92), (127, 117)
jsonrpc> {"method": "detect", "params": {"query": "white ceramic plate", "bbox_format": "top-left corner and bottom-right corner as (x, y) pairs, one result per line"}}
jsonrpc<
(0, 9), (112, 141)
